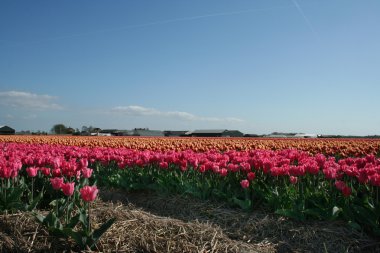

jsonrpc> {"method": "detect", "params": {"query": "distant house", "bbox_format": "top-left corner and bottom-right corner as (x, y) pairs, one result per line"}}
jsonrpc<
(163, 130), (188, 137)
(266, 132), (318, 138)
(132, 128), (164, 137)
(89, 128), (101, 136)
(294, 133), (318, 138)
(244, 134), (263, 138)
(187, 129), (244, 137)
(267, 134), (294, 138)
(99, 129), (119, 136)
(0, 125), (15, 135)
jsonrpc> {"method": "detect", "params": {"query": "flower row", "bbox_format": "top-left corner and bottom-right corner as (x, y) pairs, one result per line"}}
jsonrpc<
(1, 135), (380, 157)
(1, 143), (380, 194)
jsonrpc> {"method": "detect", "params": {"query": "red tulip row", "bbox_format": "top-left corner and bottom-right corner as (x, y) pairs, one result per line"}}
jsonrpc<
(0, 143), (98, 203)
(1, 142), (380, 197)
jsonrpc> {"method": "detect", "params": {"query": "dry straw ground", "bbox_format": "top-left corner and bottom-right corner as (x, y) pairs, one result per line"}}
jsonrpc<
(1, 189), (379, 252)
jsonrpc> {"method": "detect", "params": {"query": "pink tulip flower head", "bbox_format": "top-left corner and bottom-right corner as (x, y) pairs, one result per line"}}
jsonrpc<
(247, 172), (256, 181)
(50, 177), (64, 190)
(290, 176), (298, 184)
(79, 158), (89, 169)
(26, 167), (38, 177)
(40, 167), (51, 176)
(159, 161), (168, 169)
(240, 179), (250, 189)
(80, 185), (99, 202)
(52, 168), (62, 177)
(334, 180), (346, 191)
(342, 186), (352, 197)
(219, 168), (228, 177)
(81, 167), (93, 179)
(61, 182), (75, 196)
(0, 166), (13, 179)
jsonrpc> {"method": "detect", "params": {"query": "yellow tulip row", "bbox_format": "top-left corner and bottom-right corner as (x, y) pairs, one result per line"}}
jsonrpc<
(1, 135), (379, 157)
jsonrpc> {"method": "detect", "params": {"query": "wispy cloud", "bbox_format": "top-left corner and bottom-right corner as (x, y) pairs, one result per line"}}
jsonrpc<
(23, 114), (38, 120)
(112, 105), (244, 123)
(291, 0), (320, 40)
(0, 91), (63, 110)
(6, 5), (290, 46)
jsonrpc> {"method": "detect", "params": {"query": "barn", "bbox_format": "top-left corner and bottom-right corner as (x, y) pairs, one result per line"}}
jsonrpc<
(163, 130), (188, 137)
(0, 125), (16, 135)
(187, 129), (244, 137)
(132, 128), (164, 136)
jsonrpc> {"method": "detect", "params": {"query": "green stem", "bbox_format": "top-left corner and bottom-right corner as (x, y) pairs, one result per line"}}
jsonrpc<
(56, 198), (59, 217)
(88, 202), (91, 235)
(31, 178), (34, 203)
(66, 196), (70, 225)
(4, 179), (7, 208)
(4, 179), (8, 218)
(251, 182), (254, 210)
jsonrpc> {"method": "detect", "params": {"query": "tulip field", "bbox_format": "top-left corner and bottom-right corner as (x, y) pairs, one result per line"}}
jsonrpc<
(1, 135), (380, 249)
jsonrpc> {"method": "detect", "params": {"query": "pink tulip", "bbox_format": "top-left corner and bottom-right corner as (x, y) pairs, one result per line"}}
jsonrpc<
(61, 182), (75, 196)
(247, 172), (256, 181)
(241, 162), (251, 172)
(159, 161), (168, 169)
(26, 167), (38, 177)
(212, 164), (220, 173)
(342, 186), (352, 197)
(52, 168), (62, 177)
(0, 166), (13, 179)
(80, 185), (99, 202)
(199, 165), (206, 173)
(53, 157), (62, 169)
(219, 168), (228, 177)
(81, 167), (93, 178)
(61, 160), (77, 178)
(227, 163), (239, 173)
(289, 176), (298, 184)
(240, 179), (250, 189)
(40, 167), (51, 176)
(50, 177), (64, 190)
(79, 158), (89, 169)
(369, 174), (380, 187)
(334, 180), (346, 191)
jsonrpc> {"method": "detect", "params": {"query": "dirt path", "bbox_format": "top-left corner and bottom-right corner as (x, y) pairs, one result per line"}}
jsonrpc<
(0, 190), (379, 252)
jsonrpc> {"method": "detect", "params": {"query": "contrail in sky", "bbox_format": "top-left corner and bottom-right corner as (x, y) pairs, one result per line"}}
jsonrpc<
(291, 0), (320, 40)
(4, 5), (291, 46)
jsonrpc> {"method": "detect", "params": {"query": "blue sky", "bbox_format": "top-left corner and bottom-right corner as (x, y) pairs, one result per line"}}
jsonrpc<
(1, 0), (379, 135)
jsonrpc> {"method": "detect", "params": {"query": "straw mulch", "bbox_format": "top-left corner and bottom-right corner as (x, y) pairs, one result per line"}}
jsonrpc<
(0, 189), (379, 252)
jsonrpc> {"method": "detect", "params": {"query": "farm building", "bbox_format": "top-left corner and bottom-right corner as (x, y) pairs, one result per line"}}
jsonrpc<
(98, 129), (119, 136)
(111, 128), (164, 136)
(132, 128), (164, 136)
(244, 134), (263, 137)
(267, 132), (318, 138)
(266, 132), (297, 138)
(163, 130), (188, 137)
(294, 133), (318, 138)
(0, 125), (15, 135)
(187, 129), (244, 137)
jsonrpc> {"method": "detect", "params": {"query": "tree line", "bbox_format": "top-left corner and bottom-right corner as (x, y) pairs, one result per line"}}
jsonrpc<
(50, 124), (97, 135)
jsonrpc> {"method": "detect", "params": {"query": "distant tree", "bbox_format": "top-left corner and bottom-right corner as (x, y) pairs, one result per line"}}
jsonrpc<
(66, 127), (75, 135)
(51, 124), (67, 134)
(88, 126), (95, 133)
(81, 125), (96, 133)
